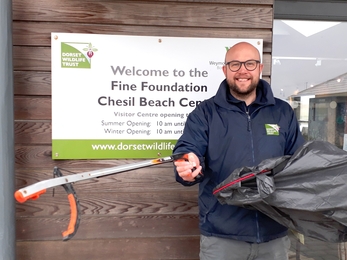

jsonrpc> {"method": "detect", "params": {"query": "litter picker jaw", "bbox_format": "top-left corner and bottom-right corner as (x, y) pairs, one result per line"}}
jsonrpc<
(15, 167), (80, 241)
(14, 153), (201, 241)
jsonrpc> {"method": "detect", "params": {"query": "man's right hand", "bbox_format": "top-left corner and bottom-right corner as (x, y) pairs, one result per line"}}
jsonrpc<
(174, 152), (202, 182)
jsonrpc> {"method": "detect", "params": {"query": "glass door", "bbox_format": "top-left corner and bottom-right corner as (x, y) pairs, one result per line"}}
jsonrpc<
(271, 18), (347, 260)
(272, 20), (347, 149)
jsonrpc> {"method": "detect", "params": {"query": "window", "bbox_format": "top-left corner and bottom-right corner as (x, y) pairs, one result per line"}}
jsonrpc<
(272, 19), (347, 149)
(272, 1), (347, 258)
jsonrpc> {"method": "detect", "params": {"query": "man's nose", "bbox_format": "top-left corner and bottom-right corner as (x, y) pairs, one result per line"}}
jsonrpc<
(238, 63), (248, 72)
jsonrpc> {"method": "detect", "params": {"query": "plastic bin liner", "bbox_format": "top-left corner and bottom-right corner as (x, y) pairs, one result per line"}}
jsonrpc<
(213, 140), (347, 243)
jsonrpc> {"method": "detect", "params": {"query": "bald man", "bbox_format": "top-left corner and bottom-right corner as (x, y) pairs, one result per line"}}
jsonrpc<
(173, 42), (304, 260)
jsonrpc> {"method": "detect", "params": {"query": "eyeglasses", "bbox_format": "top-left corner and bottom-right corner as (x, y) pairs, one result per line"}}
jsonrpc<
(225, 60), (260, 72)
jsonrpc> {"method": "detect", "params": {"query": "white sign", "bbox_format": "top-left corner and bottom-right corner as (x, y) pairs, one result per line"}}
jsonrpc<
(51, 33), (262, 159)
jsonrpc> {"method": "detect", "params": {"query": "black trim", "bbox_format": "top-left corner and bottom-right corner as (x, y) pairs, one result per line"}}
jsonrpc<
(274, 0), (347, 21)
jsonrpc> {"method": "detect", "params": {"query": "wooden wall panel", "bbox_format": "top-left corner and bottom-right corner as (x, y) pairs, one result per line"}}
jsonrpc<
(13, 0), (275, 259)
(13, 46), (51, 71)
(17, 238), (200, 260)
(14, 71), (51, 96)
(15, 122), (51, 144)
(14, 97), (51, 120)
(13, 22), (274, 50)
(16, 215), (199, 240)
(13, 0), (272, 28)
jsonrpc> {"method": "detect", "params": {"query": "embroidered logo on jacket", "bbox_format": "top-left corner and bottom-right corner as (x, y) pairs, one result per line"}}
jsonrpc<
(265, 124), (280, 135)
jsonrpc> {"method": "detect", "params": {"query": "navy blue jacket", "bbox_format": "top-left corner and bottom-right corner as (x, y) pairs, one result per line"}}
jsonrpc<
(173, 79), (305, 243)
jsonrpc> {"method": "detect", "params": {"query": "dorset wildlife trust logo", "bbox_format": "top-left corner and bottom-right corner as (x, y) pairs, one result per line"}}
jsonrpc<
(61, 42), (98, 69)
(265, 124), (280, 136)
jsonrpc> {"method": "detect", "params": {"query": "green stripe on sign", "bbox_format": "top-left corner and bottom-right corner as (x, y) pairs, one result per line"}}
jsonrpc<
(52, 139), (177, 159)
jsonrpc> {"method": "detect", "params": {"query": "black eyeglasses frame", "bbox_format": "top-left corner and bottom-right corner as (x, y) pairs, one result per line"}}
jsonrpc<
(225, 60), (261, 72)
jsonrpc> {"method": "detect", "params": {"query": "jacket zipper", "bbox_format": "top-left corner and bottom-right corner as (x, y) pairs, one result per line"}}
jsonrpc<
(246, 108), (251, 132)
(245, 108), (255, 162)
(246, 106), (260, 242)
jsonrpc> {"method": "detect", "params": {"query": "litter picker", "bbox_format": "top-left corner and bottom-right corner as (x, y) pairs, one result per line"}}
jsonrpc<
(14, 153), (200, 241)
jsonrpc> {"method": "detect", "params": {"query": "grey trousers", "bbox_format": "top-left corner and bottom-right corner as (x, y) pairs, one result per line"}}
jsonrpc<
(200, 235), (290, 260)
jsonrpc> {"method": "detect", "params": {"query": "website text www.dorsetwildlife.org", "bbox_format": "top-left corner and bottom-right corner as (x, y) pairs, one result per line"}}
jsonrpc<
(91, 141), (175, 151)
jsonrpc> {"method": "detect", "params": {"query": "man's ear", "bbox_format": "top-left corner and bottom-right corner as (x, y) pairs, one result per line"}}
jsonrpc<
(259, 63), (264, 73)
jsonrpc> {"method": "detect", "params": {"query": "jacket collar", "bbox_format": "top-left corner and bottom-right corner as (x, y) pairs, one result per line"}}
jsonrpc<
(214, 79), (276, 111)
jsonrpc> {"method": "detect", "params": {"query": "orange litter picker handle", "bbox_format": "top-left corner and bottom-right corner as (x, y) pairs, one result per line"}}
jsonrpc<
(53, 167), (81, 241)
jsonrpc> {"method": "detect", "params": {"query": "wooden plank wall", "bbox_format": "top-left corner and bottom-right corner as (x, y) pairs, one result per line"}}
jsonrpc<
(12, 0), (274, 259)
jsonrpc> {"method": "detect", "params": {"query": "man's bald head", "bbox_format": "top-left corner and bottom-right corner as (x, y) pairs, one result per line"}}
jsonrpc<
(225, 42), (261, 63)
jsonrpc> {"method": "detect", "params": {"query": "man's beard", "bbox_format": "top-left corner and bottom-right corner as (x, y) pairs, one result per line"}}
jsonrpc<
(227, 78), (259, 97)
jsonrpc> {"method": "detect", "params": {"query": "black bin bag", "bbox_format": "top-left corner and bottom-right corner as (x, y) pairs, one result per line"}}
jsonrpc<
(213, 140), (347, 243)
